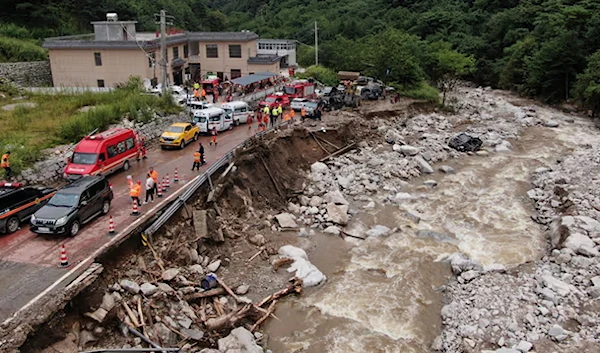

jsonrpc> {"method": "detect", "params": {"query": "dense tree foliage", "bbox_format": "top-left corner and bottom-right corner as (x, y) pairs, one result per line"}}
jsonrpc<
(2, 0), (600, 109)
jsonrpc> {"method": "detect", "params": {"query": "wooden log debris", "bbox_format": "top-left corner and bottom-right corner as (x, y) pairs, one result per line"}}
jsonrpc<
(320, 142), (357, 162)
(184, 287), (226, 301)
(258, 278), (303, 308)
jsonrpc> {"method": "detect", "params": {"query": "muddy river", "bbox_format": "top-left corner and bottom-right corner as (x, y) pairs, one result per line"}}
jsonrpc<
(266, 103), (599, 352)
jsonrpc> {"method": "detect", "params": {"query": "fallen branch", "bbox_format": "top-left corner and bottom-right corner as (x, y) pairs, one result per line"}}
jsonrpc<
(315, 134), (340, 150)
(319, 142), (357, 162)
(122, 301), (140, 327)
(258, 278), (303, 308)
(248, 248), (265, 263)
(185, 287), (225, 301)
(148, 242), (165, 272)
(216, 277), (243, 303)
(213, 297), (225, 317)
(250, 300), (277, 332)
(272, 257), (294, 271)
(310, 132), (331, 154)
(206, 304), (253, 331)
(340, 230), (366, 240)
(137, 297), (147, 338)
(199, 299), (207, 322)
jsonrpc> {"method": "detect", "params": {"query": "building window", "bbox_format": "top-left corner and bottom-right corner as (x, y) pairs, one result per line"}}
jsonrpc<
(94, 52), (102, 66)
(97, 79), (105, 88)
(183, 44), (189, 58)
(206, 44), (218, 58)
(231, 69), (241, 79)
(172, 47), (179, 60)
(229, 44), (242, 58)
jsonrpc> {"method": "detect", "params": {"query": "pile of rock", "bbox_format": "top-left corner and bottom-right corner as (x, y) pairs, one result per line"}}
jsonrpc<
(435, 136), (600, 352)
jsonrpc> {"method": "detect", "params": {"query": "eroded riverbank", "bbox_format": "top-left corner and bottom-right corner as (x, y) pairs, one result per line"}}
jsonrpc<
(265, 87), (600, 353)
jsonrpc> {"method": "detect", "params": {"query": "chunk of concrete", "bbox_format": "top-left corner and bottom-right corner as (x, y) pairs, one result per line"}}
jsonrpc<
(275, 213), (298, 228)
(326, 203), (349, 225)
(193, 210), (208, 239)
(119, 279), (140, 294)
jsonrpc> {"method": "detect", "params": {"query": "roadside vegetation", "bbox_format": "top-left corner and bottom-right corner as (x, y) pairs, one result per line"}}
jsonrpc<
(0, 76), (180, 173)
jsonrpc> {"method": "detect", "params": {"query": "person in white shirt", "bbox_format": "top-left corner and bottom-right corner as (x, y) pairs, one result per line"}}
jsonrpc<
(144, 173), (155, 204)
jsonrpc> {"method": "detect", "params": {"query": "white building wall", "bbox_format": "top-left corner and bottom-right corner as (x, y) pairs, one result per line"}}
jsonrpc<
(257, 40), (297, 66)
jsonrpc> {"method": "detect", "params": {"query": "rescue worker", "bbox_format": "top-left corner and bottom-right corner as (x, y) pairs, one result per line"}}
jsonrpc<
(149, 167), (159, 195)
(210, 127), (218, 146)
(1, 151), (10, 178)
(144, 173), (155, 204)
(290, 108), (296, 122)
(263, 105), (270, 118)
(301, 107), (307, 122)
(130, 180), (142, 207)
(283, 112), (291, 128)
(192, 150), (202, 171)
(140, 136), (147, 159)
(194, 89), (200, 101)
(247, 111), (253, 129)
(198, 142), (206, 165)
(277, 104), (283, 116)
(271, 105), (280, 127)
(201, 88), (207, 101)
(194, 82), (200, 91)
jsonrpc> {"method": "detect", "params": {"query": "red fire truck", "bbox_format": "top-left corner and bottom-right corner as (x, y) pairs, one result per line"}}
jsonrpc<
(202, 78), (221, 94)
(283, 80), (315, 99)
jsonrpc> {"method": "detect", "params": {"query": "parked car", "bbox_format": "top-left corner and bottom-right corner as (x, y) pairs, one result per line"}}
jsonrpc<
(220, 101), (252, 125)
(160, 123), (200, 149)
(302, 99), (326, 119)
(290, 98), (308, 111)
(30, 176), (113, 237)
(258, 93), (291, 110)
(64, 128), (141, 180)
(0, 182), (56, 234)
(148, 85), (188, 105)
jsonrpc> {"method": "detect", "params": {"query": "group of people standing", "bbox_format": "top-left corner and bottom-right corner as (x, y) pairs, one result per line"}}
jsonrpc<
(129, 166), (160, 207)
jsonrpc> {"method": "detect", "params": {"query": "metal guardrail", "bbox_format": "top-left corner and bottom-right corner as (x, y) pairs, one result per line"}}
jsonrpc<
(144, 126), (273, 237)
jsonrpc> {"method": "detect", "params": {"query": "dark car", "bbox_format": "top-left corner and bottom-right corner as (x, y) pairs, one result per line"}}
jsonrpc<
(0, 182), (56, 234)
(30, 176), (113, 237)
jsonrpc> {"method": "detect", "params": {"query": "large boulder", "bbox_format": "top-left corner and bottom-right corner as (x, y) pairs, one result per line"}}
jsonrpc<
(414, 155), (434, 174)
(324, 190), (348, 205)
(327, 203), (349, 225)
(275, 213), (298, 228)
(564, 232), (599, 257)
(218, 327), (263, 353)
(398, 145), (420, 156)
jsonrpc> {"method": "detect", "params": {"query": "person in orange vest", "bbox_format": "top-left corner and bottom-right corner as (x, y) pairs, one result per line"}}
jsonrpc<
(290, 108), (295, 122)
(192, 151), (202, 171)
(1, 151), (10, 178)
(283, 112), (291, 128)
(193, 89), (200, 101)
(149, 167), (159, 195)
(247, 111), (253, 130)
(210, 126), (218, 146)
(301, 107), (306, 121)
(130, 180), (142, 207)
(201, 89), (207, 101)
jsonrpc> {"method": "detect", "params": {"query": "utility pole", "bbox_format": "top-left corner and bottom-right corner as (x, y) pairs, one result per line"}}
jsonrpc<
(314, 21), (318, 66)
(160, 10), (167, 92)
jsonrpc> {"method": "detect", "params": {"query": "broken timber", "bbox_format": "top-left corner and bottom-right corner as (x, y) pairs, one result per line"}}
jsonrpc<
(320, 142), (357, 162)
(260, 155), (284, 198)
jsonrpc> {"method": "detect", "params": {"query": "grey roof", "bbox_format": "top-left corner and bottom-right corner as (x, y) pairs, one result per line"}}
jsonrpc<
(247, 55), (281, 64)
(258, 39), (295, 44)
(230, 72), (278, 86)
(43, 31), (258, 50)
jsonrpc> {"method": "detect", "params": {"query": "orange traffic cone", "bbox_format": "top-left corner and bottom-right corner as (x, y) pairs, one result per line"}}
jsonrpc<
(166, 174), (171, 188)
(59, 244), (69, 268)
(108, 216), (115, 234)
(174, 168), (179, 182)
(157, 183), (163, 198)
(162, 177), (168, 193)
(131, 201), (139, 216)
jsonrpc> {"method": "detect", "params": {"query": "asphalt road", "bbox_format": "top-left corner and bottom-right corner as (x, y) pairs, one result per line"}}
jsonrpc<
(0, 123), (257, 322)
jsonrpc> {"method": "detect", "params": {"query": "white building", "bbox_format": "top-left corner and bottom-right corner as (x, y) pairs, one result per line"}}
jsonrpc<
(257, 39), (297, 67)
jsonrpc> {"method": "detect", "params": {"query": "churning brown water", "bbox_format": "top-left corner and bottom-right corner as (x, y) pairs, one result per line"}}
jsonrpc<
(267, 108), (599, 352)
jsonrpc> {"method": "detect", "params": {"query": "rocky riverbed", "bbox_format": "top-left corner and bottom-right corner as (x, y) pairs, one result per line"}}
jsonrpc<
(266, 87), (600, 353)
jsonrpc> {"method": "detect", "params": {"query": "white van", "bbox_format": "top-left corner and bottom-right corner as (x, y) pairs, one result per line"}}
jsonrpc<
(192, 107), (232, 134)
(221, 101), (252, 125)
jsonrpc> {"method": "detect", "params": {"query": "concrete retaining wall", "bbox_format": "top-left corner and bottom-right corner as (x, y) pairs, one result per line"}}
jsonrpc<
(0, 61), (52, 87)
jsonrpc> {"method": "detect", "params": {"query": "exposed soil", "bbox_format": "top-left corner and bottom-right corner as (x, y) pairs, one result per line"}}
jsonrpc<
(16, 103), (408, 352)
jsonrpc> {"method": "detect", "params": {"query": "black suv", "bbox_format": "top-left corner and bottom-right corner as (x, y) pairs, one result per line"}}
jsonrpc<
(0, 182), (56, 234)
(30, 176), (113, 237)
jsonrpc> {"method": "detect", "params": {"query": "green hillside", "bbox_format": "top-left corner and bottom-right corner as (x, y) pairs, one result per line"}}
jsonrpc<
(2, 0), (600, 111)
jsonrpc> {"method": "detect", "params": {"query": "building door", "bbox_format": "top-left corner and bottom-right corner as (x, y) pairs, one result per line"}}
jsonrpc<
(217, 72), (224, 80)
(173, 69), (183, 86)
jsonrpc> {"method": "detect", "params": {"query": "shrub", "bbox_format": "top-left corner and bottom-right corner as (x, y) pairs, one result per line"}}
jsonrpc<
(393, 81), (440, 102)
(0, 36), (47, 62)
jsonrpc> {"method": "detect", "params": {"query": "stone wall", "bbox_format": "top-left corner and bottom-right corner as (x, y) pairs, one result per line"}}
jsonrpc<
(0, 61), (52, 87)
(16, 112), (188, 185)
